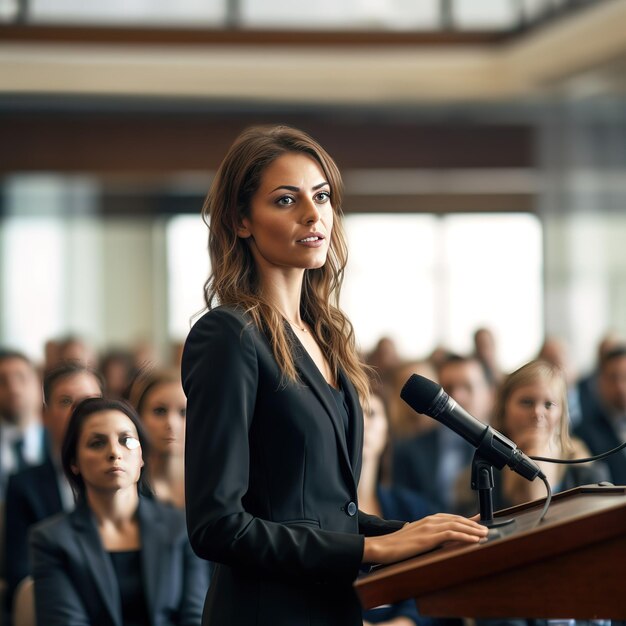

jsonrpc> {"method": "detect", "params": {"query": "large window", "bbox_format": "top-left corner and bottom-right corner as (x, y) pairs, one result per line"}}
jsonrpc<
(0, 0), (584, 31)
(166, 215), (210, 340)
(166, 212), (543, 370)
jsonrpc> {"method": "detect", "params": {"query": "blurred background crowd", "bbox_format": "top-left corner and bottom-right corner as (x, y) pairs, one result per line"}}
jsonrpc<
(1, 326), (624, 625)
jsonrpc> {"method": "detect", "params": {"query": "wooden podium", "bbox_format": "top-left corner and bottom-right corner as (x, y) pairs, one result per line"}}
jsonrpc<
(355, 485), (626, 619)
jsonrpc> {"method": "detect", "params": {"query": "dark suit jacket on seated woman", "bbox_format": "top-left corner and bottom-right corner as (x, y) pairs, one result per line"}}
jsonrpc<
(29, 397), (208, 626)
(30, 495), (207, 626)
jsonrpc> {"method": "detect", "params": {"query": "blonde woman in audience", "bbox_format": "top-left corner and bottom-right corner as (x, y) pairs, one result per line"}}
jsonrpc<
(129, 369), (186, 508)
(457, 360), (608, 516)
(30, 397), (208, 626)
(495, 360), (608, 507)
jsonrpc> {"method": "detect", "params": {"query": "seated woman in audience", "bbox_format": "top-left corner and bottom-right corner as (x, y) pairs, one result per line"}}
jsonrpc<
(129, 369), (186, 508)
(30, 397), (208, 626)
(359, 393), (434, 626)
(457, 360), (608, 516)
(496, 359), (608, 507)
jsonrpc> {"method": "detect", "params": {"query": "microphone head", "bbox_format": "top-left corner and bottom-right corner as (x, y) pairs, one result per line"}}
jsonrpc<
(400, 374), (443, 414)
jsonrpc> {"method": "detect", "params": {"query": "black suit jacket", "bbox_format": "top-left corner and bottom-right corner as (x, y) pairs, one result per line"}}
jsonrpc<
(182, 306), (403, 626)
(575, 406), (626, 485)
(30, 496), (209, 626)
(5, 456), (64, 611)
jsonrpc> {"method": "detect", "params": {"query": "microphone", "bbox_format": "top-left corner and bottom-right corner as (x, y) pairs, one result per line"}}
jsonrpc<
(401, 374), (543, 482)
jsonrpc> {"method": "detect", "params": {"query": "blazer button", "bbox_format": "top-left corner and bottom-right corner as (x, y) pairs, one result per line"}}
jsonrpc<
(346, 501), (357, 517)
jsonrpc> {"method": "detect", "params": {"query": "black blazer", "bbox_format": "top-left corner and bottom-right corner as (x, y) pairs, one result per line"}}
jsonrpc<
(575, 407), (626, 485)
(5, 456), (64, 611)
(182, 306), (403, 626)
(30, 495), (209, 626)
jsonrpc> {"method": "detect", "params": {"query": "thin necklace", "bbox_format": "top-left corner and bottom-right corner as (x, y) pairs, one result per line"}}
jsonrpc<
(287, 319), (307, 333)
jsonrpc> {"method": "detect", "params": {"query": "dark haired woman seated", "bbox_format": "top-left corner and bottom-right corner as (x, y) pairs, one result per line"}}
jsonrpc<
(30, 397), (209, 626)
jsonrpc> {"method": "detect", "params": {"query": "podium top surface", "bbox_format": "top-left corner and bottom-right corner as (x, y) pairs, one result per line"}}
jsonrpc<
(354, 484), (626, 609)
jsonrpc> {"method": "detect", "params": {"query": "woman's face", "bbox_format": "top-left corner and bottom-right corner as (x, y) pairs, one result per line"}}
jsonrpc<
(72, 410), (144, 495)
(504, 378), (563, 448)
(363, 394), (389, 462)
(237, 152), (333, 277)
(140, 381), (186, 456)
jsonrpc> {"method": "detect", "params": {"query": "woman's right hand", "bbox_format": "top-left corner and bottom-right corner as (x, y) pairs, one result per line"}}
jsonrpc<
(362, 514), (488, 565)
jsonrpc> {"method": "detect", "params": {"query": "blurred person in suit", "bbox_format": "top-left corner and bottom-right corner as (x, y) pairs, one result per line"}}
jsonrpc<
(4, 362), (103, 616)
(575, 345), (626, 485)
(576, 332), (623, 429)
(129, 368), (186, 508)
(393, 354), (495, 512)
(0, 349), (46, 500)
(30, 396), (208, 626)
(182, 125), (487, 626)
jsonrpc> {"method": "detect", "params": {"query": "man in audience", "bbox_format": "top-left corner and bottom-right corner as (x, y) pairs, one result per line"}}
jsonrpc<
(473, 327), (503, 385)
(538, 336), (582, 426)
(392, 354), (495, 512)
(4, 362), (103, 614)
(575, 345), (626, 485)
(0, 349), (45, 501)
(577, 332), (623, 429)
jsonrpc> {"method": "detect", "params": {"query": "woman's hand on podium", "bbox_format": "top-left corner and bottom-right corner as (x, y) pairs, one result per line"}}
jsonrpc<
(362, 513), (488, 565)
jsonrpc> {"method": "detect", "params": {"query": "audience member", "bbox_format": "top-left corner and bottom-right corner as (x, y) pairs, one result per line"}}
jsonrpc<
(427, 346), (452, 373)
(4, 362), (103, 614)
(459, 360), (608, 517)
(386, 360), (438, 439)
(473, 327), (503, 385)
(575, 345), (626, 485)
(538, 336), (582, 426)
(0, 349), (46, 500)
(367, 337), (402, 394)
(43, 339), (62, 373)
(30, 397), (208, 626)
(132, 339), (159, 371)
(100, 349), (137, 399)
(359, 393), (434, 626)
(577, 332), (623, 429)
(129, 369), (186, 508)
(393, 355), (494, 512)
(56, 335), (97, 368)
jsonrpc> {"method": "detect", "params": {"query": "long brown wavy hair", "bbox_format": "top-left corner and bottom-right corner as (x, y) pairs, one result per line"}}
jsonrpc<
(201, 125), (371, 405)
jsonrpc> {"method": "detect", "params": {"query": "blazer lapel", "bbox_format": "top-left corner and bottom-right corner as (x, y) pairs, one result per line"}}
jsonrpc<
(71, 505), (122, 626)
(138, 498), (170, 624)
(338, 369), (363, 478)
(288, 327), (355, 487)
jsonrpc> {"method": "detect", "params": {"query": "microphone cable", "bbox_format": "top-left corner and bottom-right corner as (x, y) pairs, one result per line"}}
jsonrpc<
(528, 441), (625, 524)
(530, 440), (626, 464)
(537, 473), (552, 524)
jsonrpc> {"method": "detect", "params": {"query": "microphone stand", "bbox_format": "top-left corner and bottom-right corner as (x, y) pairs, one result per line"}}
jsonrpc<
(471, 451), (515, 528)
